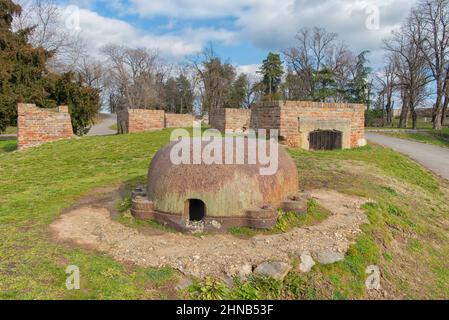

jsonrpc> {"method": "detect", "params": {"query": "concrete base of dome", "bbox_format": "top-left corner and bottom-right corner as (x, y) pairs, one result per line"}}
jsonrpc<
(130, 186), (310, 233)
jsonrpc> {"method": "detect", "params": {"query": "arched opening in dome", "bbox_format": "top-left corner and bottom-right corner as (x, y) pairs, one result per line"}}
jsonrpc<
(187, 199), (206, 221)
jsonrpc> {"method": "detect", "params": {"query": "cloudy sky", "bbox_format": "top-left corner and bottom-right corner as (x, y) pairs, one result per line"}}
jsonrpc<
(59, 0), (418, 72)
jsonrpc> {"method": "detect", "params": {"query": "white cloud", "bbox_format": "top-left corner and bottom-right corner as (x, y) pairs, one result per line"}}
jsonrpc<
(62, 5), (237, 59)
(117, 0), (416, 68)
(234, 0), (413, 64)
(236, 64), (261, 79)
(65, 0), (418, 69)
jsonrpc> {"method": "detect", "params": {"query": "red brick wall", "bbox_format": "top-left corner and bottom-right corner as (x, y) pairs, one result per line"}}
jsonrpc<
(117, 108), (195, 133)
(165, 113), (195, 128)
(249, 101), (281, 133)
(118, 109), (165, 133)
(209, 108), (226, 132)
(210, 108), (251, 132)
(250, 101), (365, 148)
(17, 103), (73, 150)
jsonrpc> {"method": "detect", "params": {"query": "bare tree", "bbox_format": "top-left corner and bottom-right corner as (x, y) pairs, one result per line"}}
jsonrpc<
(283, 27), (338, 100)
(12, 0), (86, 72)
(189, 46), (236, 115)
(384, 14), (433, 129)
(410, 0), (449, 129)
(331, 44), (358, 102)
(375, 59), (397, 125)
(102, 45), (168, 112)
(283, 27), (357, 102)
(243, 73), (261, 107)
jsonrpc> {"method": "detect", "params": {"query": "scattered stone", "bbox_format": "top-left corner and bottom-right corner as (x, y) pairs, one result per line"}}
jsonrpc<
(254, 261), (292, 280)
(225, 263), (253, 281)
(175, 277), (193, 292)
(50, 188), (368, 279)
(220, 275), (235, 288)
(313, 250), (345, 264)
(210, 220), (222, 229)
(298, 251), (315, 273)
(237, 263), (253, 281)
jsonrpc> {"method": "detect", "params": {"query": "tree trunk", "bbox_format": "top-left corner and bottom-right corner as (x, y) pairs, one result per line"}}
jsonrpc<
(387, 101), (394, 126)
(442, 94), (448, 126)
(399, 91), (409, 128)
(385, 93), (393, 125)
(433, 88), (443, 130)
(410, 97), (417, 130)
(442, 78), (449, 126)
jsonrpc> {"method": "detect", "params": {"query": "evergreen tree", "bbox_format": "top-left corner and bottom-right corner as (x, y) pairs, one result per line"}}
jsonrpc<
(313, 67), (337, 102)
(48, 72), (101, 136)
(258, 53), (284, 100)
(0, 0), (53, 132)
(225, 73), (249, 108)
(176, 74), (194, 114)
(347, 51), (371, 105)
(164, 75), (194, 114)
(0, 0), (101, 134)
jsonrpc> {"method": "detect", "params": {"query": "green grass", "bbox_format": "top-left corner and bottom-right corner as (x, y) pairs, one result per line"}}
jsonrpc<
(0, 140), (17, 153)
(366, 117), (436, 130)
(0, 130), (448, 299)
(286, 146), (449, 299)
(384, 129), (449, 149)
(0, 130), (176, 299)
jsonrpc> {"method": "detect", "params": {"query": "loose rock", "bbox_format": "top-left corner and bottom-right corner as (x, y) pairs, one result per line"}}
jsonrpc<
(175, 277), (193, 291)
(298, 251), (315, 273)
(225, 263), (253, 281)
(254, 261), (292, 280)
(313, 250), (345, 264)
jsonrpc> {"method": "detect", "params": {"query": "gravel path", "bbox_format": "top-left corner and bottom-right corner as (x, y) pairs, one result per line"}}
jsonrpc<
(50, 189), (368, 279)
(87, 113), (117, 136)
(366, 132), (449, 181)
(0, 134), (16, 141)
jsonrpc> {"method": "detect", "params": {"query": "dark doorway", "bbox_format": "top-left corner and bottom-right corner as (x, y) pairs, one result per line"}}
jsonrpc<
(309, 130), (343, 150)
(187, 199), (206, 221)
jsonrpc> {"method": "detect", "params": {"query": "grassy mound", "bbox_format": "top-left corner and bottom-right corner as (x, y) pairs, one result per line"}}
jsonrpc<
(0, 130), (448, 299)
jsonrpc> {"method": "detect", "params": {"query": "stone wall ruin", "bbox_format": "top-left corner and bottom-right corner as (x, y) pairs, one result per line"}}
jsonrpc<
(116, 109), (195, 133)
(17, 103), (73, 150)
(209, 101), (366, 150)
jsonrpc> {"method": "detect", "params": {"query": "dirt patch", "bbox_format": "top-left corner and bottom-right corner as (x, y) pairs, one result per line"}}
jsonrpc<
(50, 189), (369, 279)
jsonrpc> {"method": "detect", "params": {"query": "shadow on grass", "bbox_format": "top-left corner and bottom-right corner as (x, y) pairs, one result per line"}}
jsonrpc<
(0, 140), (17, 153)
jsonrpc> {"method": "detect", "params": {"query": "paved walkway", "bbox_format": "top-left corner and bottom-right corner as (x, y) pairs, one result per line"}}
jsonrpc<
(87, 113), (117, 136)
(366, 133), (449, 181)
(0, 134), (16, 141)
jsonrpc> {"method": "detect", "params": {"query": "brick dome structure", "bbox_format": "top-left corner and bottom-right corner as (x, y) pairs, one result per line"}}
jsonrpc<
(131, 137), (308, 232)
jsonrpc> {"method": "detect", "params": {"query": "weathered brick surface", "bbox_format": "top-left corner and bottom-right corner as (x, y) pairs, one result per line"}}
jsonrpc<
(210, 108), (251, 132)
(117, 108), (195, 133)
(249, 101), (365, 149)
(165, 113), (195, 128)
(117, 109), (165, 133)
(17, 103), (73, 150)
